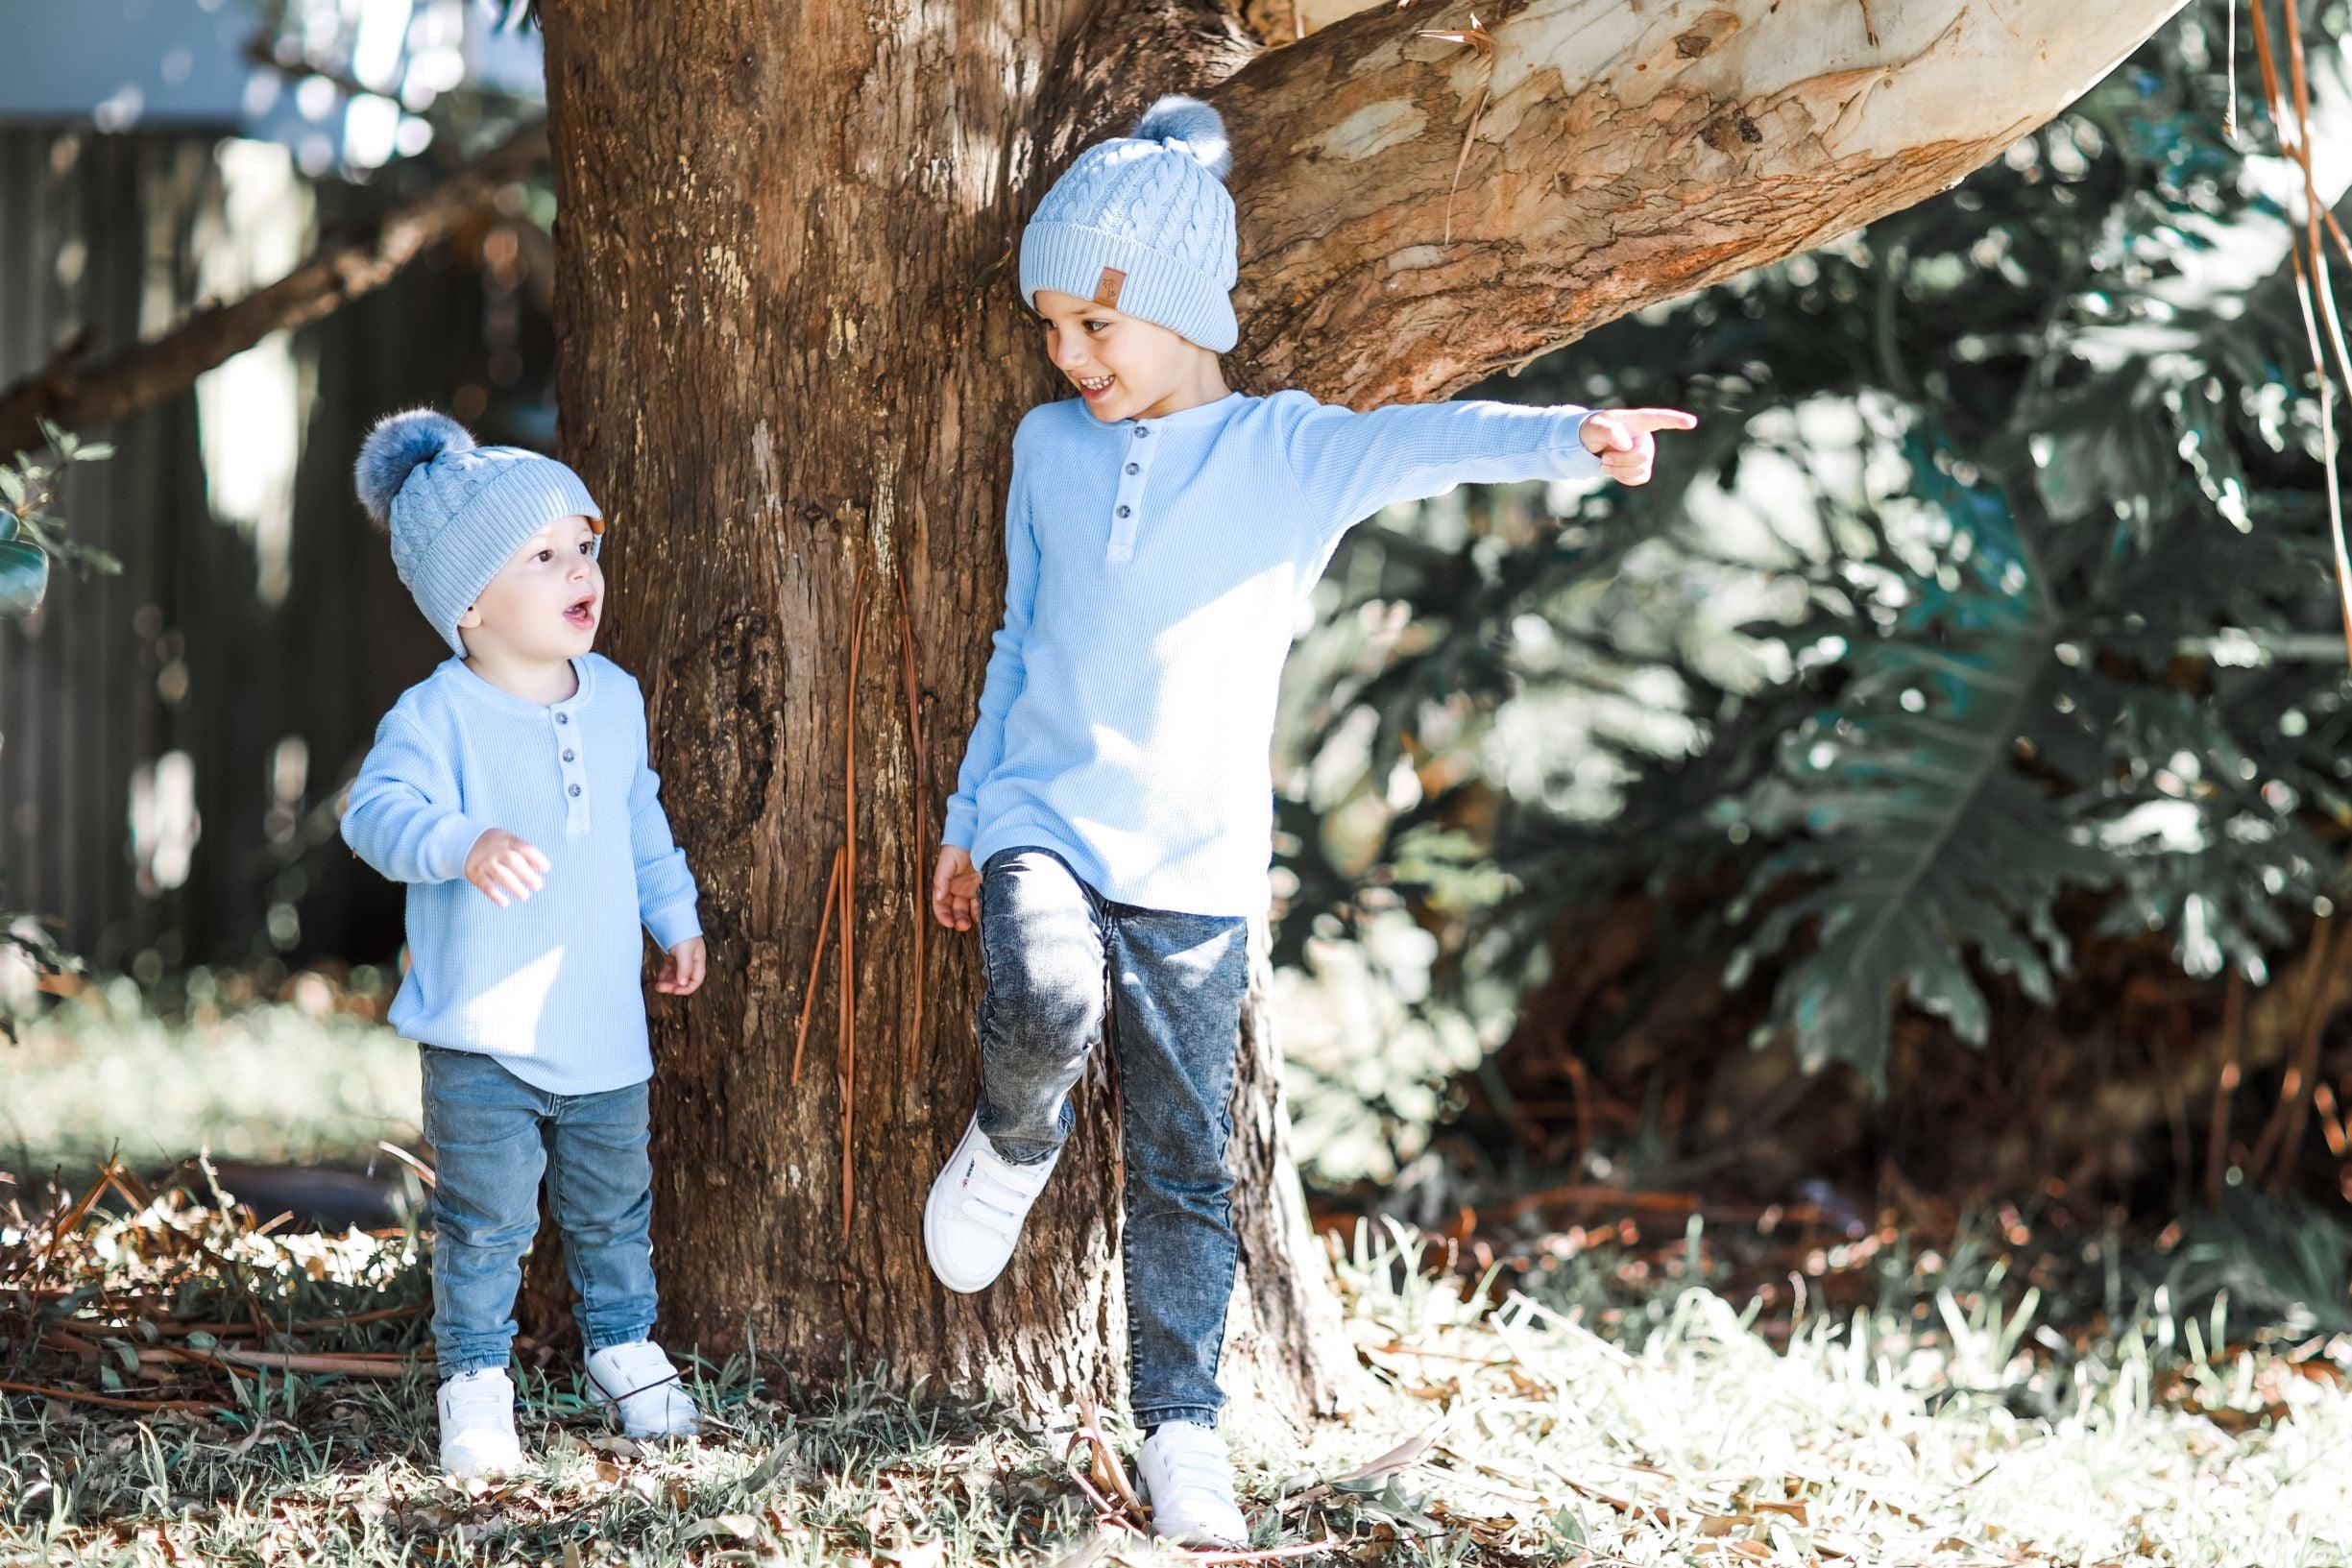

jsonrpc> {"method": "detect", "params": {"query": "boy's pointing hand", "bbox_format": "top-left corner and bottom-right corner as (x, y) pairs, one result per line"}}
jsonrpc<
(1580, 407), (1698, 487)
(466, 829), (549, 907)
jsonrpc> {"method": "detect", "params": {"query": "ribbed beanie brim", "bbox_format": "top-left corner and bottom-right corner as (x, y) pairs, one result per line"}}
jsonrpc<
(1018, 96), (1240, 351)
(403, 455), (602, 657)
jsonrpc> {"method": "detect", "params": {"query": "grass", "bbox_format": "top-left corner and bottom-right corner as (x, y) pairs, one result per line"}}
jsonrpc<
(0, 978), (419, 1176)
(3, 990), (2349, 1565)
(3, 1187), (2346, 1566)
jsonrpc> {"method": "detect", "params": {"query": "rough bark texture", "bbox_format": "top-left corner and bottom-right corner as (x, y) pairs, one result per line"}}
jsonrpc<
(536, 0), (1359, 1430)
(534, 0), (2191, 1428)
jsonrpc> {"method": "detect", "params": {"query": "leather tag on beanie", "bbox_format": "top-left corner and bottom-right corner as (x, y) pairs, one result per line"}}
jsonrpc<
(1092, 266), (1127, 307)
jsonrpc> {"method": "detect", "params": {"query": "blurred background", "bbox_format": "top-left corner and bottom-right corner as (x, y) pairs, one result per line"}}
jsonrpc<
(6, 0), (2352, 1339)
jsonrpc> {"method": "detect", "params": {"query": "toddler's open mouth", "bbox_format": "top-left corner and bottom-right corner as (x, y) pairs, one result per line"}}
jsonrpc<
(564, 593), (598, 631)
(1075, 373), (1115, 400)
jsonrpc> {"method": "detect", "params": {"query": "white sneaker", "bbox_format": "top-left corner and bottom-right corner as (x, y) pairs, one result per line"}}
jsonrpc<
(1137, 1422), (1248, 1546)
(923, 1114), (1059, 1293)
(437, 1367), (524, 1480)
(585, 1340), (701, 1438)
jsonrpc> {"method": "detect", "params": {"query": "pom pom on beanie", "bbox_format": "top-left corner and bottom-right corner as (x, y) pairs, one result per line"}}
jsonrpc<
(354, 409), (474, 524)
(1132, 95), (1231, 181)
(1018, 93), (1241, 350)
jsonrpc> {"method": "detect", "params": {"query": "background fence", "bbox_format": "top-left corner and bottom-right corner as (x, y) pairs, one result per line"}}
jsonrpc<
(0, 123), (549, 977)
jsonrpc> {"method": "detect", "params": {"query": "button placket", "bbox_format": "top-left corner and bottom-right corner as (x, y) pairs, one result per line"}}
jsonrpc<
(1107, 421), (1157, 562)
(553, 706), (591, 837)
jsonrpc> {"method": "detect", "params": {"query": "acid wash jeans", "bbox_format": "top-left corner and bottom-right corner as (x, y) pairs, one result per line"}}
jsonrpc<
(420, 1044), (661, 1375)
(975, 846), (1250, 1432)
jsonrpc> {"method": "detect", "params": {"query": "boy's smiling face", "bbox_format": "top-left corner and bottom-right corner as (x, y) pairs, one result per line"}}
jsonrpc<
(1033, 288), (1219, 422)
(455, 513), (604, 664)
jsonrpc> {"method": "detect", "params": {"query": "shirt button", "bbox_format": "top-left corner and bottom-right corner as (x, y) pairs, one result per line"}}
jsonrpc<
(1133, 426), (1149, 439)
(1116, 505), (1132, 518)
(569, 784), (582, 797)
(1125, 463), (1139, 474)
(563, 749), (575, 761)
(556, 712), (570, 725)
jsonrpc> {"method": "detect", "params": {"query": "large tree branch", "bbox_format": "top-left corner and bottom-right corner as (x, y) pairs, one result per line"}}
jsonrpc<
(1210, 0), (2191, 402)
(0, 122), (549, 457)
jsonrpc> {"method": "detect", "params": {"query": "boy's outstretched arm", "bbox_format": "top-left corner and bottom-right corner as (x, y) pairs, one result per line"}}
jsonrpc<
(1275, 393), (1696, 548)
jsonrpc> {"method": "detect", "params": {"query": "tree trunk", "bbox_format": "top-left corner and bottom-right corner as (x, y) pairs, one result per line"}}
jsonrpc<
(534, 0), (2190, 1426)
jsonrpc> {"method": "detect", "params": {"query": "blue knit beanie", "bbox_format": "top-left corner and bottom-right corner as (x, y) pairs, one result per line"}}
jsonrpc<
(1020, 96), (1238, 352)
(353, 410), (603, 657)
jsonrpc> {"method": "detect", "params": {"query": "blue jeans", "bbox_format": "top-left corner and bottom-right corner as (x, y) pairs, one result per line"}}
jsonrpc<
(419, 1045), (661, 1375)
(975, 847), (1249, 1432)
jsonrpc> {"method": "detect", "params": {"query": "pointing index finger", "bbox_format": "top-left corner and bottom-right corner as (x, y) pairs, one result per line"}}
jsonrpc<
(1629, 408), (1699, 432)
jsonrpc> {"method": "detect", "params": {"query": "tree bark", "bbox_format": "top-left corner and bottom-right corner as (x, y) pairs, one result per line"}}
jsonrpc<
(534, 0), (2191, 1427)
(1215, 0), (2191, 402)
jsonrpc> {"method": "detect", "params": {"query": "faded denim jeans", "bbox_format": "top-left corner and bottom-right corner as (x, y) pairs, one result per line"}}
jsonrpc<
(420, 1045), (661, 1375)
(975, 846), (1249, 1431)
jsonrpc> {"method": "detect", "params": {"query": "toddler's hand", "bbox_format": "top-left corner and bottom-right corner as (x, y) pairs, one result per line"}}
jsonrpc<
(1580, 407), (1698, 486)
(656, 935), (707, 996)
(932, 846), (980, 931)
(465, 829), (549, 907)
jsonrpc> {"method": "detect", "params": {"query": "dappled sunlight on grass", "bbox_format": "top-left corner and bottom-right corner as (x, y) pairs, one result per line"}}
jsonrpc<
(1, 1175), (2344, 1565)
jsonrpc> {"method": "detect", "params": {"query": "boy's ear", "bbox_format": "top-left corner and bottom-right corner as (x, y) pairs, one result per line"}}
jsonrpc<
(457, 605), (483, 630)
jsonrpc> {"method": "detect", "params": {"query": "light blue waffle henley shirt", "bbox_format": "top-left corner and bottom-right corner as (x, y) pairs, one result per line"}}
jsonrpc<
(944, 389), (1603, 916)
(341, 652), (701, 1094)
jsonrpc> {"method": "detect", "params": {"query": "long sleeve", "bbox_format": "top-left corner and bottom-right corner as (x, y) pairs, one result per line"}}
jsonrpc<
(1273, 390), (1604, 551)
(942, 431), (1040, 849)
(627, 697), (701, 952)
(341, 708), (486, 884)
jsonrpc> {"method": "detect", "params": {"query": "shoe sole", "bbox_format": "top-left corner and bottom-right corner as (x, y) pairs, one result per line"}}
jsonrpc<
(587, 1381), (702, 1440)
(1151, 1520), (1248, 1549)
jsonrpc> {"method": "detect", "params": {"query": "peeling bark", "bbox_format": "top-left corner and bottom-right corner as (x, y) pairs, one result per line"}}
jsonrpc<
(1215, 0), (2191, 401)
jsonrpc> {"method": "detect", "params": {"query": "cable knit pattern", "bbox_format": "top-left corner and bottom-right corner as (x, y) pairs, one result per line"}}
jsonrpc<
(943, 390), (1604, 916)
(341, 653), (701, 1096)
(1020, 96), (1239, 350)
(354, 410), (605, 658)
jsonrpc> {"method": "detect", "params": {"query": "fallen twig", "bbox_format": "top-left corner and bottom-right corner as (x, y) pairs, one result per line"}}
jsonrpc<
(793, 847), (844, 1087)
(0, 1378), (224, 1412)
(895, 564), (930, 1073)
(1070, 1396), (1149, 1519)
(375, 1141), (438, 1190)
(840, 562), (871, 1241)
(139, 1346), (428, 1379)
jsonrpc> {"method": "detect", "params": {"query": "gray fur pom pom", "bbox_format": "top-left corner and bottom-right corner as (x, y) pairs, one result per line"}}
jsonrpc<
(354, 408), (473, 522)
(1132, 95), (1231, 182)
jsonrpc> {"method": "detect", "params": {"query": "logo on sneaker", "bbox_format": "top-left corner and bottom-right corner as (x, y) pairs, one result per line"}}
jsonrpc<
(959, 1158), (977, 1189)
